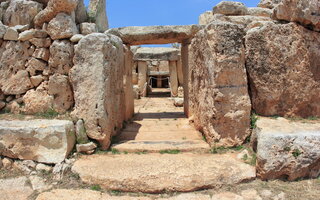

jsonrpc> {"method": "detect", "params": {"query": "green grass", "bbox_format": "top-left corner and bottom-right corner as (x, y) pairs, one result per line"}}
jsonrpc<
(210, 145), (244, 154)
(111, 148), (121, 154)
(135, 151), (148, 155)
(159, 150), (181, 154)
(90, 185), (102, 191)
(292, 149), (302, 158)
(35, 108), (60, 119)
(110, 190), (122, 195)
(250, 113), (258, 129)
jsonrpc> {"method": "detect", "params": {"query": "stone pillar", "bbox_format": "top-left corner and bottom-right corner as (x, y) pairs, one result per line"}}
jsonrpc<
(169, 61), (178, 97)
(177, 56), (184, 86)
(157, 76), (162, 88)
(124, 45), (134, 121)
(88, 0), (109, 32)
(181, 42), (190, 117)
(138, 61), (148, 97)
(132, 62), (138, 85)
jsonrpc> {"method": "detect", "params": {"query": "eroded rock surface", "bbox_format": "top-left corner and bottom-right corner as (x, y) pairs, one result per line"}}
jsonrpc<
(213, 1), (248, 16)
(70, 33), (124, 149)
(258, 0), (281, 9)
(0, 177), (34, 200)
(273, 0), (320, 32)
(255, 117), (320, 180)
(189, 22), (251, 147)
(245, 22), (320, 117)
(88, 0), (108, 32)
(0, 120), (75, 164)
(134, 47), (180, 61)
(49, 40), (74, 75)
(47, 13), (78, 40)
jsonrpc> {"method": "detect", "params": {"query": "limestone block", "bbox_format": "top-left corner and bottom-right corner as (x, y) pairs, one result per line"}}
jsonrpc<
(133, 47), (180, 61)
(255, 117), (320, 180)
(0, 177), (34, 200)
(70, 34), (84, 43)
(33, 48), (50, 61)
(1, 70), (33, 95)
(0, 21), (7, 39)
(124, 45), (134, 121)
(189, 22), (251, 147)
(70, 33), (124, 149)
(247, 7), (272, 18)
(30, 75), (44, 87)
(34, 0), (78, 28)
(3, 0), (43, 27)
(49, 40), (74, 75)
(26, 57), (47, 76)
(47, 13), (78, 40)
(137, 61), (148, 96)
(169, 61), (178, 97)
(80, 23), (97, 35)
(245, 22), (320, 117)
(199, 11), (214, 25)
(0, 119), (76, 164)
(30, 37), (51, 48)
(213, 1), (248, 16)
(18, 29), (36, 41)
(258, 0), (282, 9)
(88, 0), (108, 32)
(75, 0), (88, 24)
(3, 27), (19, 40)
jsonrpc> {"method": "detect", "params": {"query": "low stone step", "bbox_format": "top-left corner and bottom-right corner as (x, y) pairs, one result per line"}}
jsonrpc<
(72, 154), (256, 193)
(112, 140), (210, 153)
(117, 130), (203, 141)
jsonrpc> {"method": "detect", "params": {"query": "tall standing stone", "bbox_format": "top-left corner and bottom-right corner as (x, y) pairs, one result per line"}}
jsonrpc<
(70, 33), (124, 150)
(169, 61), (178, 97)
(124, 45), (134, 121)
(88, 0), (109, 32)
(138, 61), (148, 97)
(189, 22), (251, 147)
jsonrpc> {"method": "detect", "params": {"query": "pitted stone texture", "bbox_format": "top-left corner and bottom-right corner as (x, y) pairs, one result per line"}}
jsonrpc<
(0, 119), (76, 164)
(49, 40), (74, 75)
(3, 0), (43, 27)
(189, 22), (251, 147)
(0, 22), (7, 39)
(1, 70), (33, 95)
(47, 13), (78, 40)
(134, 47), (180, 61)
(106, 25), (201, 45)
(258, 0), (281, 9)
(0, 177), (33, 200)
(199, 11), (214, 25)
(48, 74), (74, 113)
(80, 23), (97, 35)
(22, 81), (54, 114)
(255, 117), (320, 180)
(245, 22), (320, 117)
(26, 57), (47, 76)
(88, 0), (108, 32)
(72, 154), (256, 193)
(247, 7), (272, 18)
(75, 0), (88, 24)
(213, 1), (248, 16)
(34, 0), (78, 28)
(0, 41), (30, 94)
(274, 0), (320, 32)
(3, 27), (18, 40)
(70, 33), (124, 149)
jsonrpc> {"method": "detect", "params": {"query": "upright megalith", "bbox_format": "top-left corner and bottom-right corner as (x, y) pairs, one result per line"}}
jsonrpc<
(70, 33), (124, 149)
(88, 0), (109, 32)
(189, 22), (251, 147)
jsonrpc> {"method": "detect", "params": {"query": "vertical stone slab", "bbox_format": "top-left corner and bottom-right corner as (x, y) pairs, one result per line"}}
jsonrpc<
(181, 43), (190, 116)
(169, 61), (178, 97)
(138, 61), (148, 97)
(88, 0), (109, 32)
(189, 22), (251, 147)
(70, 33), (124, 149)
(157, 76), (162, 88)
(176, 57), (184, 86)
(124, 45), (134, 121)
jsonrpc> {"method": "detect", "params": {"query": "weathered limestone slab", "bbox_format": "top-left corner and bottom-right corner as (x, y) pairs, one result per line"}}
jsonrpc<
(258, 0), (281, 9)
(75, 0), (88, 24)
(189, 22), (251, 147)
(1, 70), (33, 95)
(0, 177), (33, 200)
(70, 33), (124, 149)
(49, 40), (74, 75)
(213, 1), (248, 16)
(0, 120), (76, 164)
(137, 61), (148, 96)
(199, 11), (214, 25)
(212, 15), (272, 30)
(34, 0), (78, 28)
(245, 22), (320, 117)
(255, 117), (320, 180)
(169, 61), (178, 97)
(72, 154), (256, 193)
(124, 45), (134, 121)
(88, 0), (109, 32)
(247, 7), (272, 18)
(47, 13), (78, 40)
(3, 0), (43, 27)
(106, 25), (202, 45)
(273, 0), (320, 32)
(134, 47), (180, 61)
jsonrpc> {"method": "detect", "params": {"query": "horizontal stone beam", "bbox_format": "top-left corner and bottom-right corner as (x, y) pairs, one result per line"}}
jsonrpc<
(134, 47), (180, 61)
(105, 25), (202, 45)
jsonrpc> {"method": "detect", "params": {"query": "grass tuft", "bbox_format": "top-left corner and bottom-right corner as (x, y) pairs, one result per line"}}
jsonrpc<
(159, 150), (180, 154)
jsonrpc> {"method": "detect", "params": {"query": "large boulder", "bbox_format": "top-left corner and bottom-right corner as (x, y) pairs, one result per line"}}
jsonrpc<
(213, 1), (248, 16)
(48, 40), (74, 75)
(106, 25), (201, 45)
(134, 47), (180, 61)
(88, 0), (108, 32)
(34, 0), (78, 28)
(47, 13), (78, 40)
(75, 0), (88, 24)
(258, 0), (282, 9)
(273, 0), (320, 32)
(2, 0), (43, 27)
(1, 70), (33, 95)
(48, 74), (74, 113)
(70, 33), (125, 149)
(255, 117), (320, 180)
(245, 22), (320, 117)
(0, 119), (75, 164)
(189, 22), (251, 147)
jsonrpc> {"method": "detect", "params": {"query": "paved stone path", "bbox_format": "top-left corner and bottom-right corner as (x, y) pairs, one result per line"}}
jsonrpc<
(112, 97), (210, 153)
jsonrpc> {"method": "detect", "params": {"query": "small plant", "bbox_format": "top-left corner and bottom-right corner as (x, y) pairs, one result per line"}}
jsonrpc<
(232, 145), (244, 151)
(36, 108), (60, 119)
(90, 185), (102, 191)
(182, 137), (187, 140)
(111, 190), (122, 195)
(123, 151), (128, 154)
(135, 151), (148, 155)
(271, 115), (280, 119)
(111, 148), (120, 154)
(242, 154), (248, 161)
(249, 153), (257, 166)
(284, 146), (291, 152)
(250, 113), (258, 129)
(292, 149), (302, 158)
(307, 116), (318, 121)
(202, 135), (207, 142)
(159, 150), (180, 154)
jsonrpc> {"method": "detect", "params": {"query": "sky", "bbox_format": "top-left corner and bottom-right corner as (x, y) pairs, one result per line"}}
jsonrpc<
(84, 0), (261, 28)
